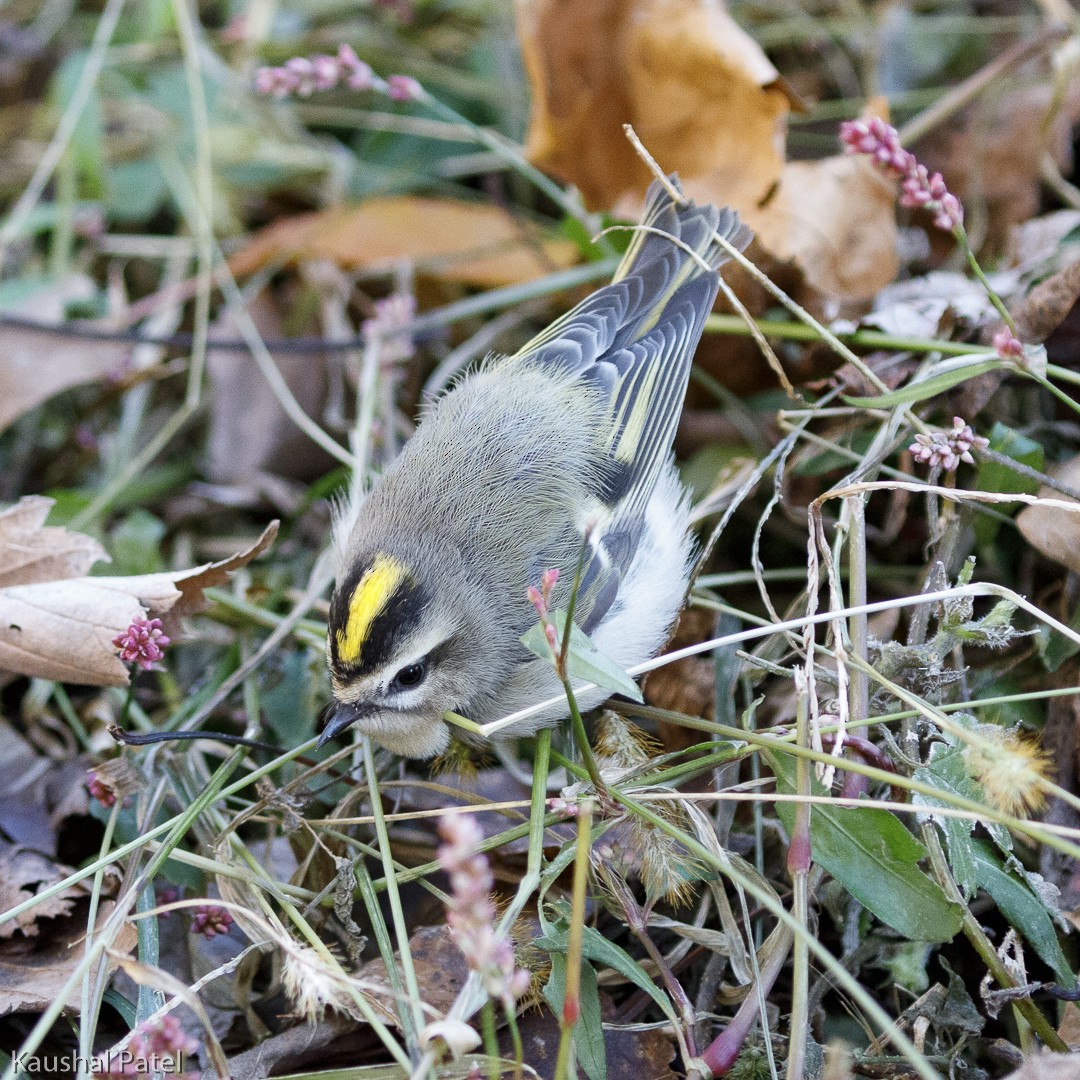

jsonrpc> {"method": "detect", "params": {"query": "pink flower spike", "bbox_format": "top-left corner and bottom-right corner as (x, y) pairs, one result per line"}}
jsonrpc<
(933, 190), (963, 232)
(338, 44), (374, 90)
(310, 54), (340, 92)
(254, 67), (277, 96)
(839, 117), (912, 175)
(112, 616), (170, 671)
(909, 417), (987, 473)
(437, 814), (530, 1005)
(386, 74), (423, 102)
(144, 1014), (199, 1060)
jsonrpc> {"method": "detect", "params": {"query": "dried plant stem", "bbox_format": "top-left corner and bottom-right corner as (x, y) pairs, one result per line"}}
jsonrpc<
(846, 496), (870, 729)
(697, 924), (792, 1077)
(0, 748), (250, 1080)
(482, 580), (1080, 743)
(619, 697), (1080, 863)
(601, 788), (939, 1080)
(78, 799), (123, 1073)
(614, 881), (697, 1061)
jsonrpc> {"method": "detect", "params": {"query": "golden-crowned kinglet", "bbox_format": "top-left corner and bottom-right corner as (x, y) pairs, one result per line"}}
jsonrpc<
(321, 177), (750, 757)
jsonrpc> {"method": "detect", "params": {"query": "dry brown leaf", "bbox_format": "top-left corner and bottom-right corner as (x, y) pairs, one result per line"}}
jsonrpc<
(205, 290), (333, 486)
(926, 76), (1080, 249)
(498, 998), (677, 1080)
(518, 0), (790, 212)
(224, 1013), (361, 1080)
(0, 845), (135, 1015)
(228, 197), (578, 288)
(1058, 1000), (1080, 1049)
(1012, 257), (1080, 345)
(357, 923), (469, 1026)
(0, 717), (89, 853)
(0, 845), (83, 939)
(734, 153), (900, 303)
(1016, 458), (1080, 576)
(0, 499), (278, 686)
(0, 275), (131, 433)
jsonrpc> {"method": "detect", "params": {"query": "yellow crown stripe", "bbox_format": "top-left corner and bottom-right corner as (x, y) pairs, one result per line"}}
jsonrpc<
(335, 554), (408, 665)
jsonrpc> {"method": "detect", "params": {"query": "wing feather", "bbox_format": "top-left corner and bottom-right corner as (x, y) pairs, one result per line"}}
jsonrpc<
(520, 178), (752, 634)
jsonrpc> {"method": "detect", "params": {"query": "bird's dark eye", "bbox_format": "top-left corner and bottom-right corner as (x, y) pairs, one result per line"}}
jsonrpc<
(390, 660), (427, 691)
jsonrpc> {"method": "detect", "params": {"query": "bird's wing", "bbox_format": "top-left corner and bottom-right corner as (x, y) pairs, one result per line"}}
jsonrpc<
(519, 178), (751, 634)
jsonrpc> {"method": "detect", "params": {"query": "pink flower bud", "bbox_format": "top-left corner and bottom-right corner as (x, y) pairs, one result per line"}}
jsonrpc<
(386, 74), (422, 102)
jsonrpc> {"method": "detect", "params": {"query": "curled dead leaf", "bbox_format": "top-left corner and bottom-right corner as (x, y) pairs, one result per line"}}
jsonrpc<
(1011, 257), (1080, 345)
(0, 496), (106, 586)
(736, 153), (900, 303)
(0, 845), (85, 939)
(0, 499), (278, 686)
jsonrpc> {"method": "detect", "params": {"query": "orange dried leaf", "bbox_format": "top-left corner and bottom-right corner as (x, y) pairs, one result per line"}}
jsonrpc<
(228, 197), (578, 288)
(519, 0), (790, 211)
(520, 5), (900, 303)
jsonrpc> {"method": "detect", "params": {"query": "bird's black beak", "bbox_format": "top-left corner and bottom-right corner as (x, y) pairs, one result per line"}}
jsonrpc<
(317, 701), (375, 747)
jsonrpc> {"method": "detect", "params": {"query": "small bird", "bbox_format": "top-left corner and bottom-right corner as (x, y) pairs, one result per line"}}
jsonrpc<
(321, 178), (750, 757)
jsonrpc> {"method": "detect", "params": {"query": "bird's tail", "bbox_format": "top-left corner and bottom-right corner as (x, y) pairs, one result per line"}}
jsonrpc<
(612, 175), (752, 298)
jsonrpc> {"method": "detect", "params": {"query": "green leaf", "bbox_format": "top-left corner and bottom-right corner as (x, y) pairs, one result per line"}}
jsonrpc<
(1036, 599), (1080, 673)
(842, 357), (999, 408)
(520, 611), (643, 702)
(262, 652), (315, 744)
(768, 752), (963, 942)
(542, 954), (606, 1080)
(536, 917), (674, 1022)
(106, 160), (169, 225)
(51, 50), (105, 198)
(971, 841), (1075, 987)
(913, 745), (984, 899)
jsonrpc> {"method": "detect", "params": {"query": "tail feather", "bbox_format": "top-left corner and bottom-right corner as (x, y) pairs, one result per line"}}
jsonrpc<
(613, 176), (751, 286)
